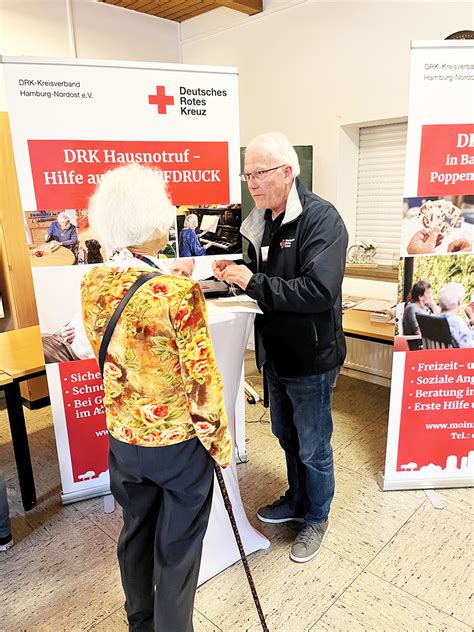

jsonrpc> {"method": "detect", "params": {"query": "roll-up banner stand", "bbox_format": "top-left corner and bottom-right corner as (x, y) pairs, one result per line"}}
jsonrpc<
(381, 41), (474, 491)
(1, 56), (242, 503)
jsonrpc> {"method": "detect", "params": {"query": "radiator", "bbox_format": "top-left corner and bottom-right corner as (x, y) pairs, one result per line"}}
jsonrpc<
(343, 337), (393, 385)
(247, 332), (393, 386)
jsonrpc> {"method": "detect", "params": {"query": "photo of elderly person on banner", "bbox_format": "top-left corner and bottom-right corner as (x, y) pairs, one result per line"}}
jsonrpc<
(436, 282), (473, 348)
(213, 132), (348, 564)
(45, 211), (79, 259)
(179, 213), (212, 257)
(81, 164), (232, 632)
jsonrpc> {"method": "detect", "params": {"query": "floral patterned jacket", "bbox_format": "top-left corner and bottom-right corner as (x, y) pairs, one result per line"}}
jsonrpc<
(81, 265), (232, 467)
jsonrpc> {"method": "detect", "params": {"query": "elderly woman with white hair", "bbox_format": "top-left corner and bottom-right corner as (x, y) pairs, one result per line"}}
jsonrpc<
(179, 213), (211, 257)
(81, 164), (231, 632)
(437, 282), (473, 348)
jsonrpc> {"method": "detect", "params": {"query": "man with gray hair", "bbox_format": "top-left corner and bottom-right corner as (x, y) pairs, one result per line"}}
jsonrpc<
(45, 211), (79, 259)
(437, 282), (472, 348)
(213, 132), (348, 563)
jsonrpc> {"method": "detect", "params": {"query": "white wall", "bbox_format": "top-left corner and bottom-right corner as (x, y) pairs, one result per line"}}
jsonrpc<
(181, 0), (472, 204)
(71, 1), (180, 62)
(1, 0), (471, 303)
(0, 0), (180, 109)
(181, 0), (472, 299)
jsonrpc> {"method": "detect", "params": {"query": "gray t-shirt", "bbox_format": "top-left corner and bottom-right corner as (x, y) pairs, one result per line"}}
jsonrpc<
(402, 302), (431, 335)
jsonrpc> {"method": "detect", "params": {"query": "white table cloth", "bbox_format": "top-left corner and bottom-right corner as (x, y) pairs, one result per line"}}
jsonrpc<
(199, 308), (269, 585)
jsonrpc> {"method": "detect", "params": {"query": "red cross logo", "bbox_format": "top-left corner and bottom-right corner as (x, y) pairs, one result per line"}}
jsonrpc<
(148, 86), (174, 114)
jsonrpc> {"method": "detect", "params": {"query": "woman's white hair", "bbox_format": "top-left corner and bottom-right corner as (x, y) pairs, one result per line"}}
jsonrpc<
(88, 164), (175, 249)
(57, 211), (70, 222)
(438, 282), (465, 311)
(246, 132), (300, 177)
(183, 213), (198, 229)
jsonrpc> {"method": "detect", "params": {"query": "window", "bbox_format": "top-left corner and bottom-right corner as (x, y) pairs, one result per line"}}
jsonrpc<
(355, 122), (407, 266)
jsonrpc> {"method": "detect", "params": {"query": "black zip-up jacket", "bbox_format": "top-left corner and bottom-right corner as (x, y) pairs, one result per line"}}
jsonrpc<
(242, 178), (348, 377)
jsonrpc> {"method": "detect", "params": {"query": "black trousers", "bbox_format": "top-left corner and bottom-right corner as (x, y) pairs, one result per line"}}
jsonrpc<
(108, 434), (214, 632)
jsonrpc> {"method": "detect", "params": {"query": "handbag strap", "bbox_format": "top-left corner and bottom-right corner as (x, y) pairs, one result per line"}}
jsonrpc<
(98, 271), (161, 376)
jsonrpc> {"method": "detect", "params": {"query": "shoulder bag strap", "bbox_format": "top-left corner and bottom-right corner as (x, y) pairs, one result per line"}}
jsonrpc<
(98, 271), (161, 376)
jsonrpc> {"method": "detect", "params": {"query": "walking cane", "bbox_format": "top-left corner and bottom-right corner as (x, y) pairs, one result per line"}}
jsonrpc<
(214, 463), (269, 632)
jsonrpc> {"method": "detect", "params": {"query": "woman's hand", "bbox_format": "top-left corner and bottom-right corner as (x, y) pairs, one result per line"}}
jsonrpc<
(447, 238), (472, 253)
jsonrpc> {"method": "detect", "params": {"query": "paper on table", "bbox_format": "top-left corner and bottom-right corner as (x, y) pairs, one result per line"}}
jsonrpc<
(353, 298), (395, 312)
(370, 312), (395, 323)
(342, 300), (356, 309)
(217, 293), (257, 303)
(206, 296), (261, 316)
(210, 304), (260, 314)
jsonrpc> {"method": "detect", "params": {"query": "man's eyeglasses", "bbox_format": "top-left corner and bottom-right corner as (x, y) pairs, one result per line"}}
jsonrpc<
(239, 164), (286, 183)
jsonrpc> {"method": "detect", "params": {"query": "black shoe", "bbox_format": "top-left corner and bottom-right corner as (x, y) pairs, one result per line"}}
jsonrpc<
(0, 534), (13, 552)
(256, 496), (304, 524)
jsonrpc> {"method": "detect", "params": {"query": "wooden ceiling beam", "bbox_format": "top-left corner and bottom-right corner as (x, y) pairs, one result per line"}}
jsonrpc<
(158, 5), (219, 22)
(111, 0), (136, 7)
(157, 0), (207, 18)
(160, 1), (217, 20)
(149, 0), (189, 17)
(103, 0), (151, 8)
(103, 0), (178, 12)
(140, 1), (164, 12)
(101, 0), (262, 20)
(125, 0), (161, 10)
(215, 0), (262, 14)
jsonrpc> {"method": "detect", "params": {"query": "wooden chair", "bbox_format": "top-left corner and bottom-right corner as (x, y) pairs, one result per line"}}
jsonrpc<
(415, 313), (454, 349)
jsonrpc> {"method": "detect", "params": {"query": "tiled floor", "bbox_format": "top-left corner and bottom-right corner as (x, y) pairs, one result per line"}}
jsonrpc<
(0, 364), (472, 631)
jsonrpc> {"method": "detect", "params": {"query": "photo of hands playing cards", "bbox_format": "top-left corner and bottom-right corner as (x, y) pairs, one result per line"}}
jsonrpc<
(401, 195), (473, 257)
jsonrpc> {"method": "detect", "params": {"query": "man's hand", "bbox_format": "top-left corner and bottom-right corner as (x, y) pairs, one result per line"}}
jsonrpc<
(222, 264), (253, 291)
(447, 238), (472, 253)
(212, 259), (234, 280)
(406, 228), (442, 254)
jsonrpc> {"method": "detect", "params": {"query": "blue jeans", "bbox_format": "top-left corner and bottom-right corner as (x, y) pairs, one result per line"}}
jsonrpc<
(266, 362), (338, 524)
(0, 471), (12, 539)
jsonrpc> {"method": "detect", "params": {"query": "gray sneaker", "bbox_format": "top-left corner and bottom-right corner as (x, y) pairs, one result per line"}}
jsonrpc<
(257, 496), (305, 524)
(290, 520), (329, 562)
